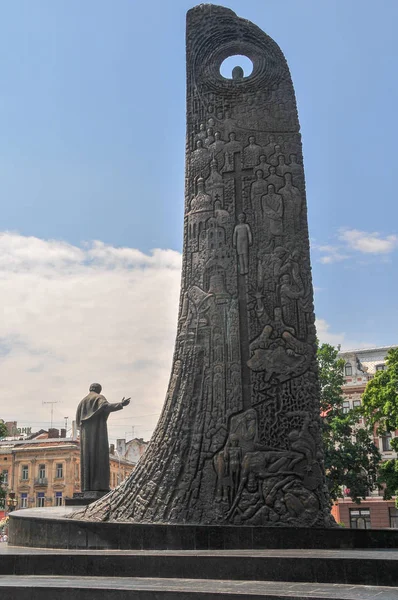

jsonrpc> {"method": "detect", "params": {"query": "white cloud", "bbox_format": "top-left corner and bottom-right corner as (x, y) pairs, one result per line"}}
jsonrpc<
(338, 228), (398, 254)
(0, 232), (376, 442)
(315, 318), (373, 352)
(0, 232), (181, 442)
(315, 228), (398, 264)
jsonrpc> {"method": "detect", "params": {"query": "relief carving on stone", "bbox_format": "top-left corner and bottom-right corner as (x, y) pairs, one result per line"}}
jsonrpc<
(77, 4), (335, 528)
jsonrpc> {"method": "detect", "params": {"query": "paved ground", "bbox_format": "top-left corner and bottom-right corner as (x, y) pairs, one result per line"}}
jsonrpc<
(0, 575), (398, 599)
(1, 543), (398, 559)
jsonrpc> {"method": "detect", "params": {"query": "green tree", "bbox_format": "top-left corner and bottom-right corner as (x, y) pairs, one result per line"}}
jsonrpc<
(318, 343), (381, 503)
(377, 459), (398, 501)
(0, 420), (7, 439)
(361, 347), (398, 451)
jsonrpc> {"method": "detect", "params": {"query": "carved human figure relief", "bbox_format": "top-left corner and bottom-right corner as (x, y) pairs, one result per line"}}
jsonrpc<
(265, 165), (284, 191)
(223, 132), (242, 172)
(268, 144), (283, 166)
(262, 135), (276, 160)
(243, 135), (263, 167)
(195, 123), (206, 142)
(233, 213), (253, 275)
(250, 169), (268, 216)
(278, 173), (302, 233)
(261, 184), (284, 239)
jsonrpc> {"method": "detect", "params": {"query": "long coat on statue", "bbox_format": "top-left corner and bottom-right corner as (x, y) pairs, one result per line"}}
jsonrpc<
(76, 392), (124, 492)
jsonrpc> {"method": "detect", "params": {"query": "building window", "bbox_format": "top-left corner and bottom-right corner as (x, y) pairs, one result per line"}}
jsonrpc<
(55, 492), (63, 507)
(36, 492), (45, 508)
(353, 399), (361, 408)
(56, 463), (63, 478)
(2, 469), (8, 485)
(389, 507), (398, 529)
(38, 464), (46, 479)
(376, 364), (386, 372)
(381, 433), (392, 452)
(21, 465), (29, 480)
(350, 508), (371, 529)
(345, 363), (352, 376)
(342, 401), (350, 414)
(20, 493), (28, 508)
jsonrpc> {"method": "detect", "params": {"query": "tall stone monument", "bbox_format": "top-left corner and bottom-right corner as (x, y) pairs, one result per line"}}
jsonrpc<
(82, 4), (334, 527)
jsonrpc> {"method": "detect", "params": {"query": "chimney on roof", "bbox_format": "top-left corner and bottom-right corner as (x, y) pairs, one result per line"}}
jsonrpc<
(48, 428), (59, 439)
(60, 428), (66, 438)
(71, 420), (78, 440)
(109, 444), (115, 455)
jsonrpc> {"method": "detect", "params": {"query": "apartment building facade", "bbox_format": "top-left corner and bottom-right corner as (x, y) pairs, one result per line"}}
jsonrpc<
(333, 345), (398, 529)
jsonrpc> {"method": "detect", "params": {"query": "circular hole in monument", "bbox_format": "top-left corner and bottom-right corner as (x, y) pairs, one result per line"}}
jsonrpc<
(220, 55), (253, 79)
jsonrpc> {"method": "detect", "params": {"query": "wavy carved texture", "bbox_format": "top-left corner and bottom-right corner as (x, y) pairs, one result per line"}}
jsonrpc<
(79, 4), (335, 527)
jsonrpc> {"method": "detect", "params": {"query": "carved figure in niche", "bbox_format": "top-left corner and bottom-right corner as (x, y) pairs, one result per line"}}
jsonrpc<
(190, 177), (213, 213)
(288, 154), (303, 184)
(268, 144), (283, 166)
(204, 127), (215, 148)
(276, 155), (290, 177)
(247, 307), (310, 382)
(208, 131), (225, 156)
(261, 184), (284, 239)
(278, 173), (302, 234)
(233, 213), (253, 275)
(223, 132), (242, 172)
(265, 166), (284, 191)
(243, 136), (262, 168)
(207, 117), (216, 128)
(195, 123), (206, 142)
(250, 169), (268, 217)
(278, 272), (304, 329)
(191, 140), (210, 172)
(263, 135), (276, 160)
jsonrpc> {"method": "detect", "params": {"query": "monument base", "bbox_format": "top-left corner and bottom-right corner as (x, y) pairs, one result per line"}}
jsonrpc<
(8, 506), (398, 551)
(65, 491), (108, 507)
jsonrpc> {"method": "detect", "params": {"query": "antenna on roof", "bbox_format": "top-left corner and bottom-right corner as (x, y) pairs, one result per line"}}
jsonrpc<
(42, 400), (59, 429)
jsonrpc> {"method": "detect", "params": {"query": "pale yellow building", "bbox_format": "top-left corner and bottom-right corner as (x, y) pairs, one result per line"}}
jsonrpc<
(0, 428), (136, 511)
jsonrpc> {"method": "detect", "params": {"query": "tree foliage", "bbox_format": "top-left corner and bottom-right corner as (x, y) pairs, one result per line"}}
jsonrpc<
(377, 459), (398, 501)
(0, 420), (7, 439)
(361, 347), (398, 451)
(318, 343), (381, 503)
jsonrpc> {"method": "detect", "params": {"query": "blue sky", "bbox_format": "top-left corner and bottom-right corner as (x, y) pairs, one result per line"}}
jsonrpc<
(0, 1), (397, 438)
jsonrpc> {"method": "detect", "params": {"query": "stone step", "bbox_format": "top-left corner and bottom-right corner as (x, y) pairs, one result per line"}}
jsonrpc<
(1, 547), (398, 587)
(0, 576), (397, 600)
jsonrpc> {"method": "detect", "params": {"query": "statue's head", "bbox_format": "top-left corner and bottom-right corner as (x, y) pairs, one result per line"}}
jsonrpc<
(89, 383), (102, 394)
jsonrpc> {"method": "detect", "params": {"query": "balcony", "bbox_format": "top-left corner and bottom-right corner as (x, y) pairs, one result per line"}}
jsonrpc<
(34, 477), (48, 487)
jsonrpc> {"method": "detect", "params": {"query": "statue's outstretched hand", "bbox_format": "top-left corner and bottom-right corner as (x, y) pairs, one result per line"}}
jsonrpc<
(121, 397), (131, 406)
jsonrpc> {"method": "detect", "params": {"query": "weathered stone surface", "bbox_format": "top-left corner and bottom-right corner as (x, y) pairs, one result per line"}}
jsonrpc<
(79, 4), (334, 527)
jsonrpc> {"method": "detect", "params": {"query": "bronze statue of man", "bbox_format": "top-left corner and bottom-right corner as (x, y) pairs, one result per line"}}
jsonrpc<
(76, 383), (130, 493)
